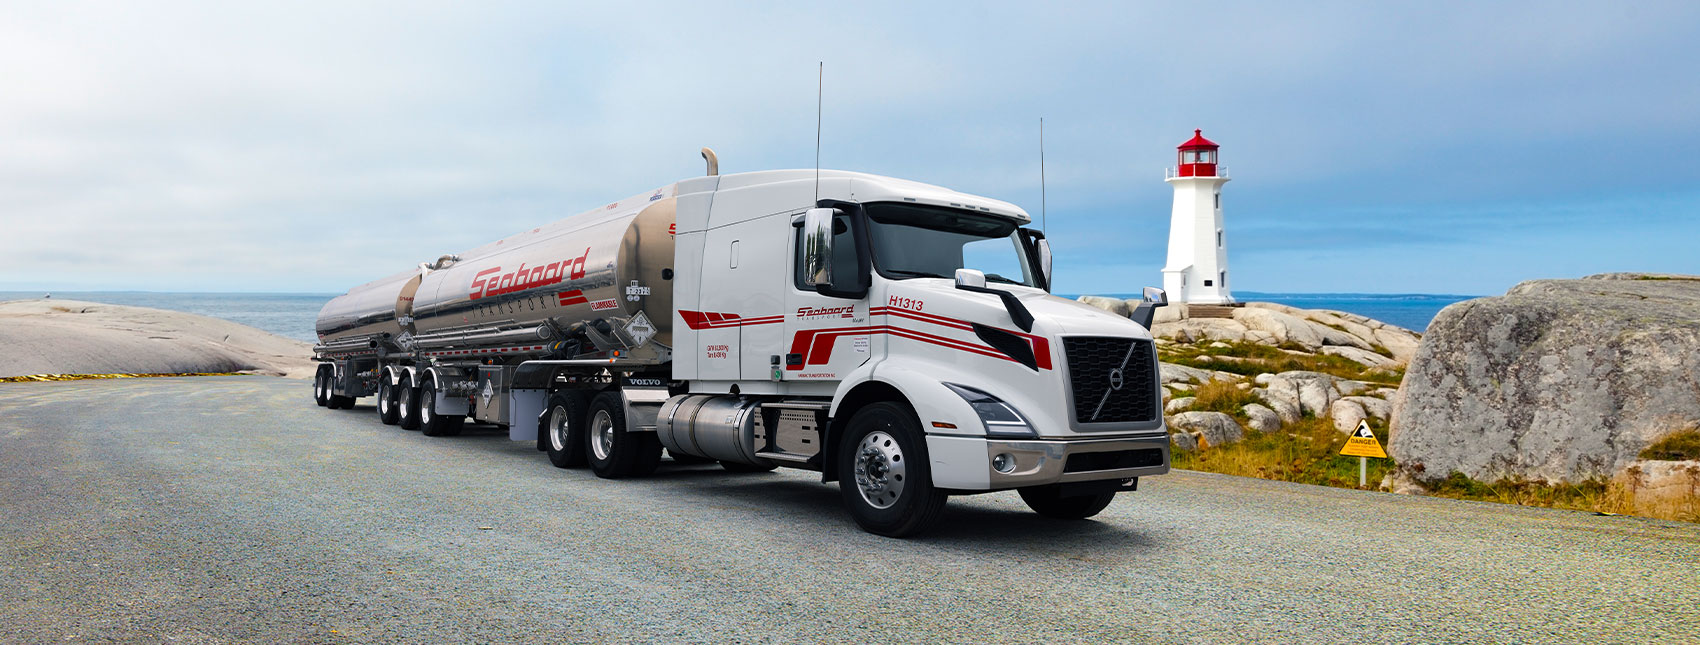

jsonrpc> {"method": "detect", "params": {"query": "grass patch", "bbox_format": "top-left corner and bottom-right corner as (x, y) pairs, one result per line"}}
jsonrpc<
(1189, 378), (1259, 416)
(1172, 416), (1395, 489)
(1421, 472), (1618, 511)
(1640, 429), (1700, 461)
(1158, 340), (1403, 386)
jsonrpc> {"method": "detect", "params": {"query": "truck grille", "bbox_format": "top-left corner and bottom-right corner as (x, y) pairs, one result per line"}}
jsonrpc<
(1063, 337), (1158, 424)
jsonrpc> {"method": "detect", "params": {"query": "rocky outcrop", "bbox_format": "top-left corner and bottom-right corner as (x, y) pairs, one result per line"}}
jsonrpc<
(1168, 411), (1243, 450)
(1390, 274), (1700, 483)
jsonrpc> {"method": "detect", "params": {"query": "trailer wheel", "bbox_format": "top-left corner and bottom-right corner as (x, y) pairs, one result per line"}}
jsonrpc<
(419, 379), (464, 437)
(1017, 485), (1116, 520)
(544, 392), (588, 468)
(836, 402), (948, 538)
(313, 370), (330, 407)
(377, 377), (401, 425)
(397, 375), (422, 430)
(584, 392), (661, 479)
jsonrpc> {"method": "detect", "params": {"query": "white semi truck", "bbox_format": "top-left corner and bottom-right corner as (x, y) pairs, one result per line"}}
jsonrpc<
(312, 150), (1170, 537)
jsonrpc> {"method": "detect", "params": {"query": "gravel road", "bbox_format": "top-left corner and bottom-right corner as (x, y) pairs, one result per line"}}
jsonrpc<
(3, 376), (1697, 644)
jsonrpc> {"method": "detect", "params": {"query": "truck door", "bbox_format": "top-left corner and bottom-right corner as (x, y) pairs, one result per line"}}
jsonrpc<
(782, 207), (872, 381)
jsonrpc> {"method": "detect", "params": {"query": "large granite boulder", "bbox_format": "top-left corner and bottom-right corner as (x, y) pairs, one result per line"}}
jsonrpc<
(1389, 274), (1700, 483)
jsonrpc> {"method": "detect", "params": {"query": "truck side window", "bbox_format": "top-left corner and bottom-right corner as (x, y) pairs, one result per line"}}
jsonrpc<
(794, 213), (859, 292)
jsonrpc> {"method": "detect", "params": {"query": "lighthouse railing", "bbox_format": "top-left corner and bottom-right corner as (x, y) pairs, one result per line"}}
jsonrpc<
(1165, 166), (1229, 179)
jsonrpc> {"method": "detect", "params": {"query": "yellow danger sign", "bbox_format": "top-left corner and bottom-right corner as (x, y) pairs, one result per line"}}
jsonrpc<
(1339, 420), (1387, 458)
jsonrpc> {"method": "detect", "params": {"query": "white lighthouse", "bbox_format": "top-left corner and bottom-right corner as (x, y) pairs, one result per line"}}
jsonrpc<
(1161, 129), (1235, 306)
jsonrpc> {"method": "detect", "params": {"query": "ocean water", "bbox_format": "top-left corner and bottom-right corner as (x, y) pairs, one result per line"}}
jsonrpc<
(1064, 291), (1477, 331)
(1, 290), (1478, 341)
(0, 291), (334, 343)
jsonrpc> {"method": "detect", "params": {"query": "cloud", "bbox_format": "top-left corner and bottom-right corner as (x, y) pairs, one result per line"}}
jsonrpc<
(0, 1), (1696, 294)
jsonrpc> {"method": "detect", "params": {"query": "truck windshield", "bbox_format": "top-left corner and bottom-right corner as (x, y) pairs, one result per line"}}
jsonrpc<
(865, 203), (1036, 287)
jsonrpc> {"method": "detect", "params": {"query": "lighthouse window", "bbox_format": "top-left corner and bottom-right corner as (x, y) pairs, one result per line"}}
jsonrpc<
(1214, 192), (1220, 209)
(1182, 151), (1197, 164)
(1217, 230), (1223, 247)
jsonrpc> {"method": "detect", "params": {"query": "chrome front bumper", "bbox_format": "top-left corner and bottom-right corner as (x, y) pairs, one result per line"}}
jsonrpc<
(925, 433), (1171, 491)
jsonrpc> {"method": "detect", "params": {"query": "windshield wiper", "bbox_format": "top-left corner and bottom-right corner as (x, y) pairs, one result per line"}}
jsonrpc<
(884, 269), (951, 280)
(983, 273), (1022, 285)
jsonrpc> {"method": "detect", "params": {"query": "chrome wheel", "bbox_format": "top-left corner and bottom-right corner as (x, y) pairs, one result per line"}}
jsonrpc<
(378, 381), (391, 415)
(420, 384), (434, 423)
(549, 405), (570, 452)
(854, 430), (907, 510)
(590, 409), (615, 461)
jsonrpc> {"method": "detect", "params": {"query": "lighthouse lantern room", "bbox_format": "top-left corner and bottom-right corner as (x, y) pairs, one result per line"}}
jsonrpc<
(1161, 129), (1235, 307)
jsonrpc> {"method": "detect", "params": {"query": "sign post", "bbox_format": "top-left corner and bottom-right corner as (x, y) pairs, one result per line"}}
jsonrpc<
(1339, 419), (1387, 488)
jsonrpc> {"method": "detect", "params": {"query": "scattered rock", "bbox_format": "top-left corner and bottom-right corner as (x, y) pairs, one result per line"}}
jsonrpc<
(1165, 397), (1196, 414)
(1170, 430), (1199, 452)
(1390, 274), (1700, 483)
(1242, 404), (1282, 433)
(1207, 341), (1231, 349)
(1232, 307), (1326, 351)
(1330, 399), (1368, 433)
(1343, 396), (1391, 420)
(1169, 411), (1244, 448)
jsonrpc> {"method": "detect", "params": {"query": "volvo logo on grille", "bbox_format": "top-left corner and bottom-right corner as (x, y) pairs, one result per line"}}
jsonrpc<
(1108, 368), (1125, 390)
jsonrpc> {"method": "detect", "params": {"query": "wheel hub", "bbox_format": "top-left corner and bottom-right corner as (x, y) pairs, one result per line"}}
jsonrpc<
(549, 406), (569, 451)
(853, 430), (907, 509)
(591, 410), (614, 461)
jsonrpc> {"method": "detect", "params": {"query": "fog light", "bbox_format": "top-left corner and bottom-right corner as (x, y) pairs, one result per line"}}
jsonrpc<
(992, 453), (1016, 474)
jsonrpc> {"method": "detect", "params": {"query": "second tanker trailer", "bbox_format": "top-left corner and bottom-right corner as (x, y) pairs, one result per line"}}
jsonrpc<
(312, 150), (1171, 537)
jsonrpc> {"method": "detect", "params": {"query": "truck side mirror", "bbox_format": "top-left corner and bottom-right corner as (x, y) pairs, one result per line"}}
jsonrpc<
(1142, 286), (1167, 307)
(802, 208), (835, 287)
(954, 268), (987, 289)
(1036, 239), (1053, 290)
(1129, 286), (1168, 330)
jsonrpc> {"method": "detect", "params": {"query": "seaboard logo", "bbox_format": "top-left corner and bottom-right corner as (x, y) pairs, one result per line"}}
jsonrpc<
(797, 305), (855, 319)
(469, 247), (591, 300)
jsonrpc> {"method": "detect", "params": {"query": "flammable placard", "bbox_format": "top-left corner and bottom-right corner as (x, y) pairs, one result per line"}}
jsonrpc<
(1339, 419), (1387, 458)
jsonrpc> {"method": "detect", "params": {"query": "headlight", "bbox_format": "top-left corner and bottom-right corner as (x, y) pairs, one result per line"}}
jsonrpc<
(943, 382), (1037, 438)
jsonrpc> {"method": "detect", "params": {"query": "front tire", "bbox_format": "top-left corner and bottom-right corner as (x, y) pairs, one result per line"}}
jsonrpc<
(836, 401), (948, 538)
(378, 377), (401, 425)
(397, 375), (422, 430)
(1018, 485), (1116, 520)
(584, 391), (661, 479)
(419, 378), (464, 437)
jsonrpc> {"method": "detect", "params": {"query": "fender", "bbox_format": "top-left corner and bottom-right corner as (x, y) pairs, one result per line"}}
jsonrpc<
(423, 366), (470, 416)
(829, 356), (992, 490)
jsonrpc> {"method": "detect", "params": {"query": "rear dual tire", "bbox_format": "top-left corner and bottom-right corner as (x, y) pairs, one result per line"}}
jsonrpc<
(397, 377), (421, 430)
(585, 392), (661, 479)
(313, 370), (330, 407)
(419, 379), (464, 437)
(378, 377), (401, 425)
(544, 392), (590, 469)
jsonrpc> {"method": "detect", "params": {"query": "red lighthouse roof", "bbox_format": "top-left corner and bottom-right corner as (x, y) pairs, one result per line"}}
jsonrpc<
(1177, 129), (1218, 150)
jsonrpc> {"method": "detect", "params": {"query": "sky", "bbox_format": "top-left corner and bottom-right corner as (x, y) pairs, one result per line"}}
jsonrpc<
(2, 1), (1696, 297)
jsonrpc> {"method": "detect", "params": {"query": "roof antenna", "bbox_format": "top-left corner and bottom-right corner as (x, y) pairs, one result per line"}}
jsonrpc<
(1039, 117), (1048, 235)
(814, 61), (824, 203)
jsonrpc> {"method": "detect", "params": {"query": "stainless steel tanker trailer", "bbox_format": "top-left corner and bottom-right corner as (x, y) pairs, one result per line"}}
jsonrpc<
(313, 150), (1172, 537)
